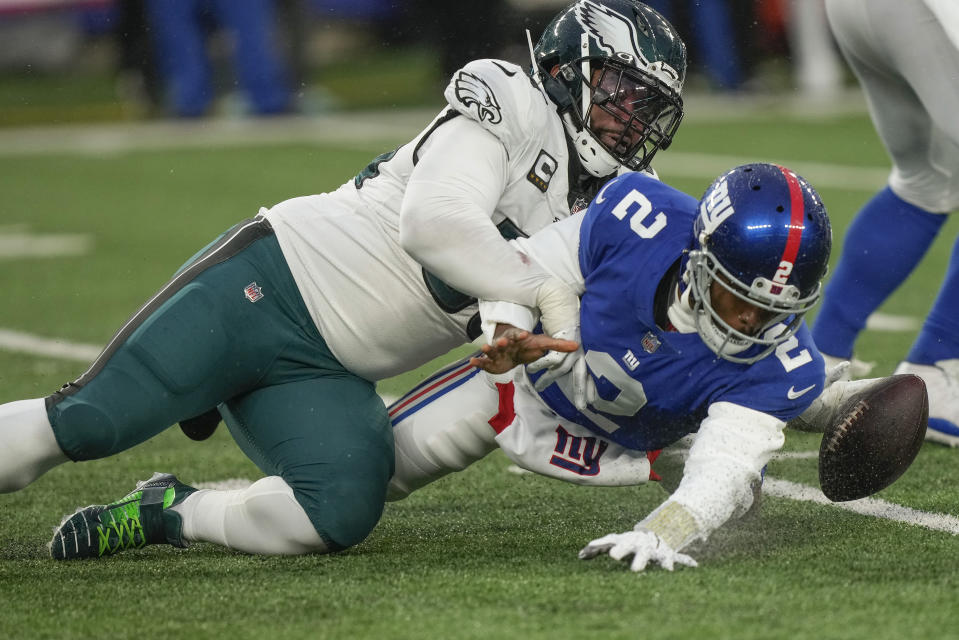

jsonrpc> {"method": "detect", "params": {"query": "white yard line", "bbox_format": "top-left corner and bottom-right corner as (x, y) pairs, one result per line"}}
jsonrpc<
(0, 328), (101, 362)
(0, 94), (883, 194)
(865, 312), (921, 332)
(651, 152), (888, 191)
(0, 230), (94, 259)
(764, 477), (959, 535)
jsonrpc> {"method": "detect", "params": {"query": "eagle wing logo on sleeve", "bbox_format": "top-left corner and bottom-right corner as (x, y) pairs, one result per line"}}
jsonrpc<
(454, 71), (503, 124)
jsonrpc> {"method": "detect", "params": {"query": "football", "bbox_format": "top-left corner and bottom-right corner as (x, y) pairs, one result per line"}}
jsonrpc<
(818, 374), (928, 502)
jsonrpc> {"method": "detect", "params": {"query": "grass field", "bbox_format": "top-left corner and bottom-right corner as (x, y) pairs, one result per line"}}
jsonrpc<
(1, 100), (958, 639)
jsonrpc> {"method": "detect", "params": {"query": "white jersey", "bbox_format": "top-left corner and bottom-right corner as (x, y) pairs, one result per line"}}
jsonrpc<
(263, 59), (583, 380)
(826, 0), (959, 212)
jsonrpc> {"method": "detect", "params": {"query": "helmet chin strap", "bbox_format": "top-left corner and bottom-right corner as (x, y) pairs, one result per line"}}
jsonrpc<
(527, 30), (622, 179)
(561, 113), (621, 178)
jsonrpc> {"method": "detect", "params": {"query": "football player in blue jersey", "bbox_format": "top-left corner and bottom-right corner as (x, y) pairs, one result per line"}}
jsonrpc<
(812, 0), (959, 446)
(387, 163), (832, 572)
(1, 1), (689, 561)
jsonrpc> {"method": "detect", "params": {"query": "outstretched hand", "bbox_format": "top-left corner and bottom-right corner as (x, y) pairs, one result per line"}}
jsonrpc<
(579, 529), (698, 573)
(469, 325), (579, 374)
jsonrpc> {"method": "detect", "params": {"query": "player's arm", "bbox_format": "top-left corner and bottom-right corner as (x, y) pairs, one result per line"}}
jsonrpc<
(580, 402), (785, 572)
(399, 117), (578, 336)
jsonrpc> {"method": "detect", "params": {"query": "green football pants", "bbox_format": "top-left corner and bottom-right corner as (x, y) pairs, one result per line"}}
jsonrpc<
(46, 217), (393, 550)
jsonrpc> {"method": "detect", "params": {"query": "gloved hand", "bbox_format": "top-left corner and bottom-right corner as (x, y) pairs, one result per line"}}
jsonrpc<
(527, 328), (597, 410)
(578, 529), (698, 572)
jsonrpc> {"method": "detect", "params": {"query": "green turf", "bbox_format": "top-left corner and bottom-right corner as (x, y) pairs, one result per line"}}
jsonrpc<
(1, 113), (958, 640)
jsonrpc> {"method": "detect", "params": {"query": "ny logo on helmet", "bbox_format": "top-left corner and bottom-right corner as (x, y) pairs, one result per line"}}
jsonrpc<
(699, 177), (735, 235)
(454, 71), (502, 124)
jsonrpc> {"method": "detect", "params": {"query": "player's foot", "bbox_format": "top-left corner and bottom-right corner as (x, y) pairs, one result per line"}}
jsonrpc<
(49, 472), (197, 560)
(821, 353), (875, 380)
(894, 360), (959, 447)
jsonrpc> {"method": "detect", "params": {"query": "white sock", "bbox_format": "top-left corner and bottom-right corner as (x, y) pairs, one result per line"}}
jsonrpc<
(0, 398), (68, 493)
(172, 475), (327, 555)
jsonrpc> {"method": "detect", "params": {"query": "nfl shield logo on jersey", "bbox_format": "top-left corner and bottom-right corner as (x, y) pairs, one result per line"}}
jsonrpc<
(641, 332), (661, 354)
(243, 282), (264, 303)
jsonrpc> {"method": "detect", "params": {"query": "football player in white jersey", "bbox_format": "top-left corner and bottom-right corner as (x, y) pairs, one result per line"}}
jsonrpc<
(812, 0), (959, 446)
(387, 163), (833, 572)
(0, 1), (689, 560)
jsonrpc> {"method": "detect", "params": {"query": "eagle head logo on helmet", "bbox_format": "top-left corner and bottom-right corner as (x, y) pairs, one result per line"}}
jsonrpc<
(531, 0), (687, 178)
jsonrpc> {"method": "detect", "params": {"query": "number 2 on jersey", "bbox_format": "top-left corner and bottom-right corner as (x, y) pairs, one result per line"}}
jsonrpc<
(610, 188), (667, 239)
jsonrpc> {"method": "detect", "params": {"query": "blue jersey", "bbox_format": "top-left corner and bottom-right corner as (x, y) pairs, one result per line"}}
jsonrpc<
(536, 172), (825, 451)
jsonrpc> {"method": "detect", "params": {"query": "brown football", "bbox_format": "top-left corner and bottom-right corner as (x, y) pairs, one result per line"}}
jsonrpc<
(818, 374), (928, 502)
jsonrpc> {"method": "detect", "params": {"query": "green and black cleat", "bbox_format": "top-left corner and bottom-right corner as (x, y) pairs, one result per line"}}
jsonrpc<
(50, 472), (197, 560)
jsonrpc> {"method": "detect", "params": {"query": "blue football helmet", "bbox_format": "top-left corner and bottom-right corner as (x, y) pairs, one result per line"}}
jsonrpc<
(686, 163), (832, 363)
(531, 0), (686, 178)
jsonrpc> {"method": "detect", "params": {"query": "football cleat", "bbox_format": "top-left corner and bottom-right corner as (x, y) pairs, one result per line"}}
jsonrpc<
(49, 472), (196, 560)
(894, 360), (959, 447)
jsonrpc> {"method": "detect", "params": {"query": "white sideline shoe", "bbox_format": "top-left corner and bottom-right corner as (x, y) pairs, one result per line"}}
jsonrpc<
(894, 360), (959, 447)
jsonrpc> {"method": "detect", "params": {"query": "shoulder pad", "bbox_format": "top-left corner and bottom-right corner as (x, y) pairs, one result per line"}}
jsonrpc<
(443, 58), (554, 150)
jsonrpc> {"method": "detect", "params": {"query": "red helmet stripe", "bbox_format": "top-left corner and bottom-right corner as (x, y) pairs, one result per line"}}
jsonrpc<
(776, 164), (805, 269)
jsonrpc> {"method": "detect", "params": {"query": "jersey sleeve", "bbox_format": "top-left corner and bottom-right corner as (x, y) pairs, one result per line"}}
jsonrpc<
(637, 401), (785, 550)
(399, 114), (553, 307)
(443, 58), (549, 153)
(477, 214), (585, 341)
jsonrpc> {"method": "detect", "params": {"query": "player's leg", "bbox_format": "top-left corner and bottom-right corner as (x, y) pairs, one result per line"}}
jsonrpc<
(815, 0), (953, 364)
(144, 0), (213, 117)
(212, 0), (291, 115)
(387, 356), (499, 501)
(0, 399), (67, 493)
(50, 372), (393, 559)
(0, 217), (281, 492)
(205, 374), (393, 553)
(895, 235), (959, 446)
(811, 187), (946, 360)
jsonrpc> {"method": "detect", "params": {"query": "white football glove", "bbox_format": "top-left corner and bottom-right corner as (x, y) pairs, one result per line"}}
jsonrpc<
(578, 529), (698, 572)
(527, 328), (598, 410)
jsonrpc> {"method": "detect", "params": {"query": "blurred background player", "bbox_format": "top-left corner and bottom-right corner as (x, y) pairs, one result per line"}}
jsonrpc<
(0, 1), (689, 560)
(143, 0), (293, 117)
(811, 0), (959, 446)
